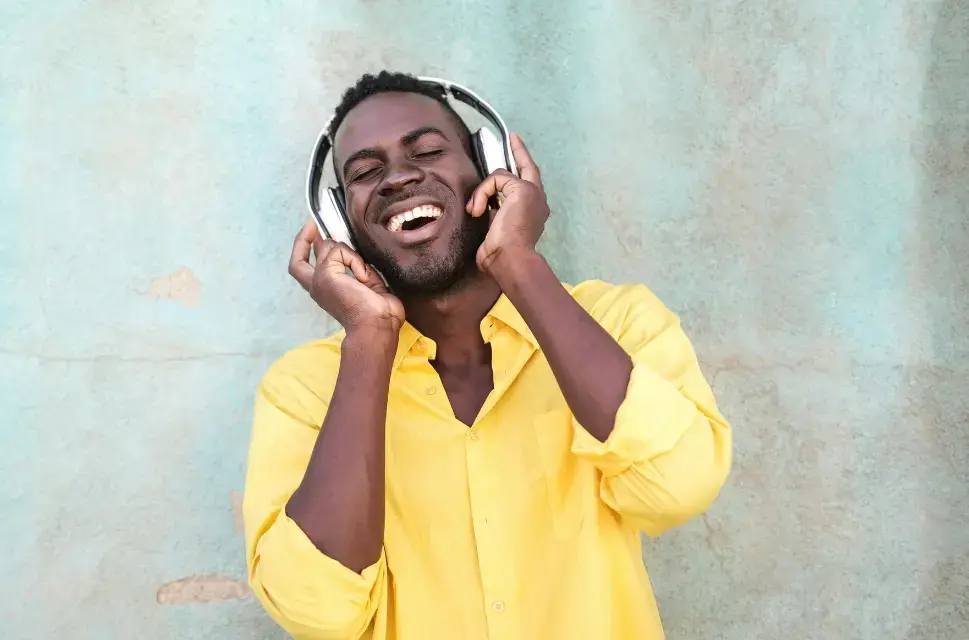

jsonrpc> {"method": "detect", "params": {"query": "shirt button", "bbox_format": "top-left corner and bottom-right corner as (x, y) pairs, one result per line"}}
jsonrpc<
(492, 601), (505, 613)
(469, 431), (479, 441)
(425, 387), (436, 395)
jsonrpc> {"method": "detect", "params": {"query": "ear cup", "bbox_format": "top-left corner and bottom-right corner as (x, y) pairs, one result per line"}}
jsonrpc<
(471, 126), (510, 177)
(333, 185), (347, 214)
(317, 187), (355, 248)
(332, 186), (353, 245)
(470, 130), (488, 179)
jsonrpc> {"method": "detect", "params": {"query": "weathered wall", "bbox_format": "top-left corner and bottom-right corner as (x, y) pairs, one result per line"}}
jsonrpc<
(2, 1), (967, 638)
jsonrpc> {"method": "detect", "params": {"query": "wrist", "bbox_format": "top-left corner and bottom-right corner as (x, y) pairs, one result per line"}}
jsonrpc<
(487, 248), (548, 293)
(343, 325), (399, 355)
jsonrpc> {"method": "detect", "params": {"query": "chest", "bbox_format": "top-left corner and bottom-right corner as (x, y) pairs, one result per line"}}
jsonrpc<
(382, 354), (594, 551)
(434, 361), (494, 426)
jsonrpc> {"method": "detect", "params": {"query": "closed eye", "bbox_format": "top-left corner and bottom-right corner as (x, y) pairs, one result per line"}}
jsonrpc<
(349, 166), (381, 183)
(414, 149), (443, 159)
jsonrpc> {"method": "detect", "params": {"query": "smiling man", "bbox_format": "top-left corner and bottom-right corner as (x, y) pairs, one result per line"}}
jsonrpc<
(243, 71), (731, 640)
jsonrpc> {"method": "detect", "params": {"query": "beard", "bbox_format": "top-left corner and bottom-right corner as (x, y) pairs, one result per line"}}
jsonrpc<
(354, 213), (489, 297)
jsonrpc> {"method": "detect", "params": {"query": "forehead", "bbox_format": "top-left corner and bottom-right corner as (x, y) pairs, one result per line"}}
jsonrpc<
(333, 92), (460, 161)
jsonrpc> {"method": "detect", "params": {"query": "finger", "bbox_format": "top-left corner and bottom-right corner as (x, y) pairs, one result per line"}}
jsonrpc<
(324, 242), (371, 283)
(293, 219), (317, 262)
(289, 220), (318, 290)
(311, 233), (327, 266)
(475, 243), (488, 272)
(363, 265), (390, 293)
(312, 236), (336, 267)
(510, 132), (543, 189)
(466, 169), (517, 218)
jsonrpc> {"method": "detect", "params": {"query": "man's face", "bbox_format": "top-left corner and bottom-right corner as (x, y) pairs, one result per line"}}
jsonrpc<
(333, 92), (487, 296)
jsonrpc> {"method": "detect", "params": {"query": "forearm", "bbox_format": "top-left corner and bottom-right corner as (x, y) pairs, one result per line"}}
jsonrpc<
(491, 251), (632, 441)
(286, 330), (396, 573)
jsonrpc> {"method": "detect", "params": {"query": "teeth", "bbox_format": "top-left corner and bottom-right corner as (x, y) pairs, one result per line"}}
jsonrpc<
(387, 205), (442, 232)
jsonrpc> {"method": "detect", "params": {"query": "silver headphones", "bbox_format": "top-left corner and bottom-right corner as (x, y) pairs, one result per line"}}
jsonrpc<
(305, 76), (518, 250)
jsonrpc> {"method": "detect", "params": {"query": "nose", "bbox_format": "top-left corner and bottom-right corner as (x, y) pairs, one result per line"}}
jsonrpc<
(377, 157), (424, 196)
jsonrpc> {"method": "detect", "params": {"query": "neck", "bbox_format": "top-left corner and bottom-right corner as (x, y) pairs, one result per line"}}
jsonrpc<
(400, 271), (500, 367)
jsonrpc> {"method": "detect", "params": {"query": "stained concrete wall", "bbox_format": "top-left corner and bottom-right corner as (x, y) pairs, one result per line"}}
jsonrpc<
(2, 1), (967, 638)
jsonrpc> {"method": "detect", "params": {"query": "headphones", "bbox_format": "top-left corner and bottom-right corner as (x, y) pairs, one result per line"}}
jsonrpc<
(305, 76), (518, 250)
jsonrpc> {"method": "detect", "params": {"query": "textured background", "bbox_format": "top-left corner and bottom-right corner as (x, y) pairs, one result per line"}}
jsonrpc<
(2, 1), (967, 638)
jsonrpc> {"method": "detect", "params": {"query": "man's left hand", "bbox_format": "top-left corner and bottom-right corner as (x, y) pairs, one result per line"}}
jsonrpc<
(466, 132), (550, 275)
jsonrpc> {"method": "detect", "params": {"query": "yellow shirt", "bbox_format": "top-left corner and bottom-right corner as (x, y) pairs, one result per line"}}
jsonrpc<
(244, 280), (731, 640)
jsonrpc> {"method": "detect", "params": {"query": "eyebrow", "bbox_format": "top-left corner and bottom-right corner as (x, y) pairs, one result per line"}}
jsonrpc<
(401, 126), (449, 146)
(341, 126), (450, 178)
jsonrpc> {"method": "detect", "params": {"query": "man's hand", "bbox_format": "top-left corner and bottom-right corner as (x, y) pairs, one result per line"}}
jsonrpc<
(466, 132), (550, 275)
(289, 221), (405, 337)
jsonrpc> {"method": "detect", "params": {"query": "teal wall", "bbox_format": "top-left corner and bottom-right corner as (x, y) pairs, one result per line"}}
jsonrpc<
(2, 1), (967, 638)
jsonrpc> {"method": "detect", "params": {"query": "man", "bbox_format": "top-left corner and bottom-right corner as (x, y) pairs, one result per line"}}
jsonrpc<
(244, 71), (731, 639)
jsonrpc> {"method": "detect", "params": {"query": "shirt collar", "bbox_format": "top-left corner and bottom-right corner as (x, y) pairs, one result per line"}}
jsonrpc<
(485, 293), (536, 347)
(393, 322), (424, 370)
(390, 293), (537, 370)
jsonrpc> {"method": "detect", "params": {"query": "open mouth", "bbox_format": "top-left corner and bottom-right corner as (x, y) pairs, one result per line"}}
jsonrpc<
(386, 205), (443, 233)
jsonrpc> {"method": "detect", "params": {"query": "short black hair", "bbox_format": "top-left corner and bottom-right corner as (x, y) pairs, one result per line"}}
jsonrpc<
(328, 71), (472, 184)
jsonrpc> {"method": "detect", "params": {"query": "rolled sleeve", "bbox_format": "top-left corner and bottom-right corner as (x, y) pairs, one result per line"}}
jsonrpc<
(250, 509), (385, 640)
(244, 353), (385, 639)
(570, 360), (703, 476)
(570, 284), (732, 536)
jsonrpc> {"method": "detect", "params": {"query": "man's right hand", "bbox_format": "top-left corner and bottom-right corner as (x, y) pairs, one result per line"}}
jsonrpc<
(289, 220), (405, 336)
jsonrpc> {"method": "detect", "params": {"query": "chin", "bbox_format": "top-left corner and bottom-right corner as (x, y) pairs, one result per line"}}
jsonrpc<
(366, 220), (486, 297)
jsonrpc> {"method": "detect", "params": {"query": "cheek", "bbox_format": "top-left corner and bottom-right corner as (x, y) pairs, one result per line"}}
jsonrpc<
(461, 173), (482, 202)
(438, 155), (483, 195)
(450, 164), (483, 200)
(345, 190), (371, 231)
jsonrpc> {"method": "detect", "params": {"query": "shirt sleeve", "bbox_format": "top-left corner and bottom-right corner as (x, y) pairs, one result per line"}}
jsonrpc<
(569, 284), (732, 536)
(244, 362), (385, 640)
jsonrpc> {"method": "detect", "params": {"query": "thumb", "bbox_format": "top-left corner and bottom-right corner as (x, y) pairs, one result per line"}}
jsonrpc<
(362, 265), (390, 293)
(476, 243), (490, 272)
(324, 243), (370, 283)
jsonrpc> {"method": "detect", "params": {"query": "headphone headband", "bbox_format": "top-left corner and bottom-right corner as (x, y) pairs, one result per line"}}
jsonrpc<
(305, 77), (517, 232)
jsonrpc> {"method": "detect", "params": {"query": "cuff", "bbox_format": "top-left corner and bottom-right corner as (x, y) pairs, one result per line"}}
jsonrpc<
(570, 358), (700, 476)
(256, 507), (385, 614)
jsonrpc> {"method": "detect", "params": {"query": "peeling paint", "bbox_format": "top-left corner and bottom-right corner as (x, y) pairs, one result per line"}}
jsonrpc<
(156, 575), (249, 605)
(145, 267), (202, 307)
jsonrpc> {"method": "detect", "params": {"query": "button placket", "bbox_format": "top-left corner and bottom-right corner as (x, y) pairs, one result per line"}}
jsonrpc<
(466, 420), (507, 630)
